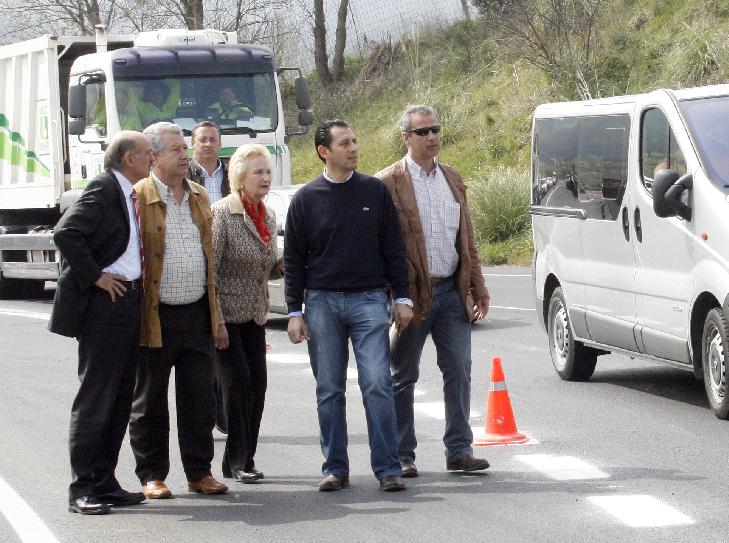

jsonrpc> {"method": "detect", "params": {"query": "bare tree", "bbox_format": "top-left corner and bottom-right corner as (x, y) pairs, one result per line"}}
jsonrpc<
(313, 0), (333, 84)
(461, 0), (472, 21)
(331, 0), (349, 81)
(474, 0), (603, 99)
(0, 0), (115, 38)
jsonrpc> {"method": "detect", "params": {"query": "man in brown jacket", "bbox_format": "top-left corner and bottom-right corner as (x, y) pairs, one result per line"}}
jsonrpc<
(376, 105), (490, 477)
(129, 122), (228, 499)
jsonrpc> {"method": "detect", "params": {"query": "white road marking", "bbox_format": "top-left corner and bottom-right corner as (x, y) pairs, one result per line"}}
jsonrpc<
(0, 474), (59, 543)
(483, 273), (531, 277)
(515, 454), (609, 480)
(414, 401), (480, 420)
(489, 305), (536, 311)
(347, 368), (358, 380)
(267, 353), (310, 365)
(414, 388), (426, 397)
(0, 308), (50, 321)
(588, 495), (694, 527)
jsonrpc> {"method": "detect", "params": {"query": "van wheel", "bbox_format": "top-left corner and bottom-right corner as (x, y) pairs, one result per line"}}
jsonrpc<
(702, 308), (729, 419)
(547, 287), (597, 381)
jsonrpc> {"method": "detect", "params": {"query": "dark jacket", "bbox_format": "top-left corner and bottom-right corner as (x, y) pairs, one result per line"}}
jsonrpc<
(48, 170), (133, 338)
(187, 159), (230, 199)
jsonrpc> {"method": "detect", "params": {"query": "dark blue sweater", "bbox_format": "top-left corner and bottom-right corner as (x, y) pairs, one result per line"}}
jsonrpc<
(284, 171), (409, 312)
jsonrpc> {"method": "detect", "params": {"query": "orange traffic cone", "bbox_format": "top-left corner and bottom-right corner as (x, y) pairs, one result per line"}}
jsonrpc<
(473, 356), (529, 446)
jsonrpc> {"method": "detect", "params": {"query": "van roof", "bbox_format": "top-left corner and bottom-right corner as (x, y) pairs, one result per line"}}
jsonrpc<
(535, 83), (729, 116)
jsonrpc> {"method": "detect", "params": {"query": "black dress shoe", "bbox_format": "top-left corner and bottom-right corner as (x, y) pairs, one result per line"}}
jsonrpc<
(318, 474), (349, 492)
(446, 454), (490, 472)
(379, 475), (406, 492)
(94, 489), (147, 506)
(400, 459), (418, 478)
(232, 467), (264, 484)
(68, 496), (111, 515)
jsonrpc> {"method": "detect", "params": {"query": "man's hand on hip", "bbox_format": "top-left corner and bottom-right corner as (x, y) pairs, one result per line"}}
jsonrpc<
(94, 272), (128, 302)
(287, 316), (311, 343)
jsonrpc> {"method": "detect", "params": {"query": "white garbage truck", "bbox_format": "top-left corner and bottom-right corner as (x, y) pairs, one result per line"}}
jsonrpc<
(0, 26), (313, 299)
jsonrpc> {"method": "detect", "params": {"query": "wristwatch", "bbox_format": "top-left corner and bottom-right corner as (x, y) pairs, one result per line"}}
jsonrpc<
(395, 298), (414, 308)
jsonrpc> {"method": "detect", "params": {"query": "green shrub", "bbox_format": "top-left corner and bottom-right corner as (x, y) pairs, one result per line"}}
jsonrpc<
(467, 166), (531, 244)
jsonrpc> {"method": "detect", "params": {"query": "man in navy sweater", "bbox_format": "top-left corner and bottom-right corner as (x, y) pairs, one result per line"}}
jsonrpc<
(285, 120), (414, 492)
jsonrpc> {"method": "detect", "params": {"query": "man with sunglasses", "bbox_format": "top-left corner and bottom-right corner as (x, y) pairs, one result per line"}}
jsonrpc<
(376, 105), (491, 478)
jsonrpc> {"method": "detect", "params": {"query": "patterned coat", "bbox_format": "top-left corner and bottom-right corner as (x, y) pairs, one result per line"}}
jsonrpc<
(212, 193), (281, 325)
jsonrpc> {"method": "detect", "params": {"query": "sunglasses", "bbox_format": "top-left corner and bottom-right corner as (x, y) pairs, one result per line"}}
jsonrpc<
(406, 125), (441, 136)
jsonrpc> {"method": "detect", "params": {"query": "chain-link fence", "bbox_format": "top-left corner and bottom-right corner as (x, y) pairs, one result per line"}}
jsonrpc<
(279, 0), (473, 70)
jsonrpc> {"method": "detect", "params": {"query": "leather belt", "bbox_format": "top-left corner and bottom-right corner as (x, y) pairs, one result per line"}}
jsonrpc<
(430, 275), (452, 286)
(120, 279), (141, 290)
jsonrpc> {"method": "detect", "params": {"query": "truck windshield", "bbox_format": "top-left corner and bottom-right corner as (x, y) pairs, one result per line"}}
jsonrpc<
(115, 73), (278, 134)
(680, 96), (729, 191)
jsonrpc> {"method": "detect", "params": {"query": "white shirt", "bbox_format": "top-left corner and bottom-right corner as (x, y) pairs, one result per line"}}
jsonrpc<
(103, 169), (142, 280)
(323, 169), (354, 184)
(195, 159), (224, 203)
(405, 154), (460, 278)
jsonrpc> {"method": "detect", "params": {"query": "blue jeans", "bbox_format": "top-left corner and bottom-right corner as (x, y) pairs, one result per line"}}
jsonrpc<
(304, 289), (401, 479)
(391, 278), (473, 462)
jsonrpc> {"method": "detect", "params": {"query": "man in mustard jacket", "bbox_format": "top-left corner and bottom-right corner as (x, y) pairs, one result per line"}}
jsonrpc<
(129, 122), (229, 499)
(376, 105), (491, 478)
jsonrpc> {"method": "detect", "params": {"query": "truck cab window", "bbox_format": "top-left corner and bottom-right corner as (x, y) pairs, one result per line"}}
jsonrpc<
(85, 82), (106, 137)
(640, 108), (686, 193)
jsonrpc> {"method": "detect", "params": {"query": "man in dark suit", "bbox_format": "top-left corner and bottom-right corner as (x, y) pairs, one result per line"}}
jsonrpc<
(49, 131), (151, 515)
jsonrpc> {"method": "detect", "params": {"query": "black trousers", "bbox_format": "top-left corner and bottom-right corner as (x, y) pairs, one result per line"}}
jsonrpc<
(216, 321), (267, 474)
(128, 297), (216, 483)
(69, 285), (140, 500)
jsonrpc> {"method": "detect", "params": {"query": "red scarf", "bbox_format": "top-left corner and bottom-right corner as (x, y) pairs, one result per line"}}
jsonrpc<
(242, 194), (271, 245)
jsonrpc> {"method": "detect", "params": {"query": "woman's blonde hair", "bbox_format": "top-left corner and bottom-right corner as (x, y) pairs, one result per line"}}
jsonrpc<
(228, 143), (271, 194)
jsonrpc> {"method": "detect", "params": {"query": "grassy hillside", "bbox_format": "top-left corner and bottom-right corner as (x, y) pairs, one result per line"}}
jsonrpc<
(287, 0), (729, 265)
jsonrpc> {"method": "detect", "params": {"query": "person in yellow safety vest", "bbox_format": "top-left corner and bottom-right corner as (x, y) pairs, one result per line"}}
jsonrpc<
(130, 79), (181, 127)
(207, 86), (253, 123)
(116, 86), (144, 131)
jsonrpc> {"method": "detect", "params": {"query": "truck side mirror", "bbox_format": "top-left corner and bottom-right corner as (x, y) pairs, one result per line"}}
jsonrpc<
(68, 84), (87, 119)
(294, 76), (311, 110)
(653, 169), (692, 221)
(68, 118), (86, 136)
(298, 109), (314, 127)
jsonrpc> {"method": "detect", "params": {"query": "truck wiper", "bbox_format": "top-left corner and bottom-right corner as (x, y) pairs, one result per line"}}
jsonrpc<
(220, 127), (257, 137)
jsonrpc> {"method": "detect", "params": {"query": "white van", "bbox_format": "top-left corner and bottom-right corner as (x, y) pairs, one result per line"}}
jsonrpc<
(531, 84), (729, 419)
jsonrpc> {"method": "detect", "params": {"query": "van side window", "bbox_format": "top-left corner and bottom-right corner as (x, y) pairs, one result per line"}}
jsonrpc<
(640, 108), (686, 193)
(533, 114), (629, 220)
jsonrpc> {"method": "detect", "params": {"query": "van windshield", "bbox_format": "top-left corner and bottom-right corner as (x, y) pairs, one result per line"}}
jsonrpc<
(680, 96), (729, 191)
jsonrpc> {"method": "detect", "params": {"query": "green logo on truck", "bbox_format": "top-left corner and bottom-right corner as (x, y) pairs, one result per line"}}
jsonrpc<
(0, 113), (51, 177)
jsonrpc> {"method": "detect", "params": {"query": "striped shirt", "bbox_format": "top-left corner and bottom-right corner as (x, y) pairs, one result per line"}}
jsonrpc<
(152, 175), (208, 305)
(193, 159), (224, 203)
(405, 153), (460, 278)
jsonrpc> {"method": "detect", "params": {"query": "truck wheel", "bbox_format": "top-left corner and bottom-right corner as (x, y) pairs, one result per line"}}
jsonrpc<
(702, 308), (729, 419)
(547, 287), (597, 381)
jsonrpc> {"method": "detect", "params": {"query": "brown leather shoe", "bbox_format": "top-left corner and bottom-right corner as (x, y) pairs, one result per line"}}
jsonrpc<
(318, 474), (349, 492)
(188, 475), (228, 495)
(142, 480), (172, 499)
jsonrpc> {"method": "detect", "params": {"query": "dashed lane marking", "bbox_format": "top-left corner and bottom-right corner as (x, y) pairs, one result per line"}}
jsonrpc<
(0, 308), (50, 321)
(515, 454), (610, 480)
(0, 474), (59, 543)
(267, 353), (310, 365)
(588, 495), (694, 527)
(414, 401), (480, 420)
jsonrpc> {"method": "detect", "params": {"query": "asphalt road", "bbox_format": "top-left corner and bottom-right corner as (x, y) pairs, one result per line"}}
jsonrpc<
(1, 267), (728, 542)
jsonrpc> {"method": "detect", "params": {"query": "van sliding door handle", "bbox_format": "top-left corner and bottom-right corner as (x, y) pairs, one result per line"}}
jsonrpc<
(634, 207), (642, 243)
(621, 207), (630, 241)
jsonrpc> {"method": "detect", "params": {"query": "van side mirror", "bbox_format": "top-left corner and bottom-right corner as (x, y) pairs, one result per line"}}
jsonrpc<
(68, 84), (87, 120)
(653, 169), (692, 221)
(68, 118), (86, 136)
